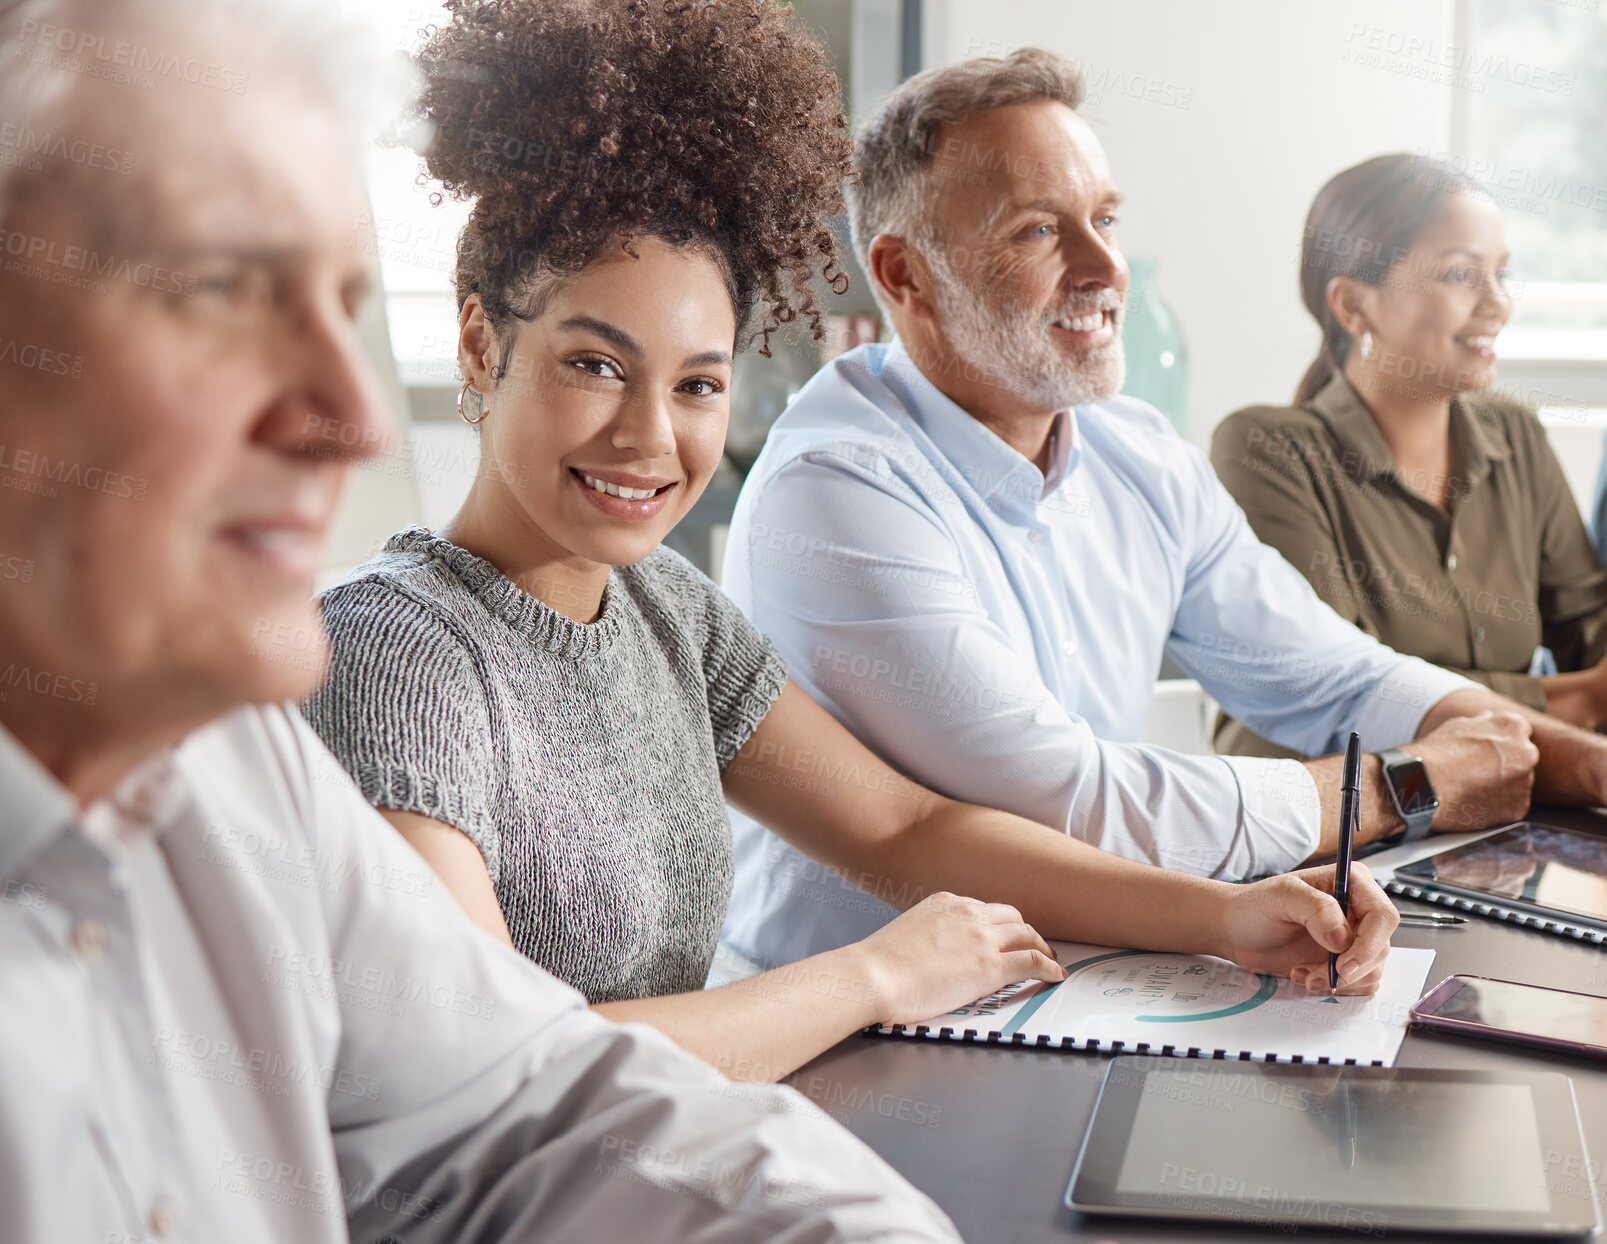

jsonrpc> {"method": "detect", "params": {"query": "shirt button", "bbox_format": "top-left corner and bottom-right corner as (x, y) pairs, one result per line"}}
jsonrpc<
(147, 1197), (178, 1238)
(69, 919), (107, 958)
(1446, 553), (1459, 571)
(1028, 529), (1046, 544)
(1061, 639), (1078, 656)
(1475, 626), (1487, 643)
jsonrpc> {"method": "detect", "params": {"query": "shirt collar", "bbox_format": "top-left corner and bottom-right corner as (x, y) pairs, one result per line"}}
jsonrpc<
(1453, 391), (1514, 487)
(0, 721), (81, 877)
(0, 720), (189, 876)
(1306, 371), (1512, 490)
(1042, 410), (1081, 491)
(884, 337), (1079, 520)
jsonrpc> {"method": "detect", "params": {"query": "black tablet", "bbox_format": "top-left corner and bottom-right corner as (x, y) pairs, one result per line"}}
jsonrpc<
(1394, 821), (1607, 933)
(1068, 1058), (1598, 1237)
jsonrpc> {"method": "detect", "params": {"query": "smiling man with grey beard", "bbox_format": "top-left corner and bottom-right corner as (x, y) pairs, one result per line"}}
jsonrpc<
(716, 47), (1607, 978)
(917, 200), (1126, 414)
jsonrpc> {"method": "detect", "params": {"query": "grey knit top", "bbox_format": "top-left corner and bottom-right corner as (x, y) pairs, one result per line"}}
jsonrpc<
(302, 526), (788, 1003)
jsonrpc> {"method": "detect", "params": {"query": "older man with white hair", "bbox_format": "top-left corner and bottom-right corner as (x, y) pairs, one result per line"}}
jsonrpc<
(0, 1), (967, 1240)
(719, 48), (1607, 973)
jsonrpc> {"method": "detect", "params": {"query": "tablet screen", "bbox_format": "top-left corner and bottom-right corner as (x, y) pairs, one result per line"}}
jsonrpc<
(1070, 1061), (1596, 1236)
(1116, 1076), (1546, 1214)
(1396, 822), (1607, 924)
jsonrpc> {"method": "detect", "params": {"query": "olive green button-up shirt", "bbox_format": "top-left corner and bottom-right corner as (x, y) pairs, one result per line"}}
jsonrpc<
(1210, 373), (1607, 759)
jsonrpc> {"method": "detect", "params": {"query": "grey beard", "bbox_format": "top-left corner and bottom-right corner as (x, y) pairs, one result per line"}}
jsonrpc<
(926, 253), (1125, 410)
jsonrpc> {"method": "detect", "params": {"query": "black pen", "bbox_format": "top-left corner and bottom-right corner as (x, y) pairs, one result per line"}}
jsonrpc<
(1331, 732), (1362, 991)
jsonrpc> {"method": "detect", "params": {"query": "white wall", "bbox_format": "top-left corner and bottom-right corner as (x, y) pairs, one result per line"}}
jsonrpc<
(925, 0), (1457, 445)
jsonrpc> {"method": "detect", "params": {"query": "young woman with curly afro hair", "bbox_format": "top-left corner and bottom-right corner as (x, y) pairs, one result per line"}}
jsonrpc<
(306, 0), (1398, 1084)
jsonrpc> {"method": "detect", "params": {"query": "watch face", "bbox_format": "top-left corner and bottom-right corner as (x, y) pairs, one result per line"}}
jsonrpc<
(1388, 757), (1438, 815)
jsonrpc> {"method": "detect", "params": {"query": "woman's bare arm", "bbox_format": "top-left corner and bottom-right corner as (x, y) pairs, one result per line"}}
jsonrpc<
(378, 810), (1059, 1081)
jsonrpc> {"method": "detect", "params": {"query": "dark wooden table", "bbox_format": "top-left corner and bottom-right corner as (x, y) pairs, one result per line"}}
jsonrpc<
(792, 808), (1607, 1242)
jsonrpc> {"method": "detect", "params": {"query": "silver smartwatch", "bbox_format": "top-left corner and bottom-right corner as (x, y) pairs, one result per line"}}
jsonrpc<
(1377, 747), (1439, 843)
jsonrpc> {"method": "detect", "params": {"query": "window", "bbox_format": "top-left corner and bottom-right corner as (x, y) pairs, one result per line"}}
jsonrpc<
(362, 141), (467, 391)
(1454, 0), (1607, 360)
(342, 0), (913, 401)
(338, 0), (465, 392)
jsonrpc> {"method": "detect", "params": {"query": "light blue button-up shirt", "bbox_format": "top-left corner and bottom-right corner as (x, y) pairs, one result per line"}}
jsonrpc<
(719, 340), (1471, 971)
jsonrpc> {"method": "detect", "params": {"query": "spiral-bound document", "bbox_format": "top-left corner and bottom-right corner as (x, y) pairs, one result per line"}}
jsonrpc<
(1386, 880), (1607, 943)
(875, 942), (1435, 1066)
(1381, 821), (1607, 945)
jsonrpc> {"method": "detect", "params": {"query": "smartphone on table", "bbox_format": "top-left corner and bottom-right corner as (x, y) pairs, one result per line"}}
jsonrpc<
(1413, 975), (1607, 1060)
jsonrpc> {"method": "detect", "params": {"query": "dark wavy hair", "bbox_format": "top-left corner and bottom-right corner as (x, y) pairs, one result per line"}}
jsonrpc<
(1295, 153), (1485, 403)
(416, 0), (851, 375)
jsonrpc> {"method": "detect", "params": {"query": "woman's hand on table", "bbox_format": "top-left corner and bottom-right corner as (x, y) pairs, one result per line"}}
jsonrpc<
(851, 892), (1067, 1026)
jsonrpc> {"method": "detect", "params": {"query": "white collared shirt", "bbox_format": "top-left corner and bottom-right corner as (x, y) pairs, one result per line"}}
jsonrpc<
(719, 340), (1470, 971)
(0, 704), (956, 1242)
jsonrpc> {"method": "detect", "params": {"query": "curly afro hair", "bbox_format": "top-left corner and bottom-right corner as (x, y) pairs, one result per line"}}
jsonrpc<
(417, 0), (852, 357)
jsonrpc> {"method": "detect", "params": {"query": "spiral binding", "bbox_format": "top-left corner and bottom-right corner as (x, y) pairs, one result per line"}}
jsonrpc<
(1386, 881), (1607, 945)
(869, 1023), (1381, 1065)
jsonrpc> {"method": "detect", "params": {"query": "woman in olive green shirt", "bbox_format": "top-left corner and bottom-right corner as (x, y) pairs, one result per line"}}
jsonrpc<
(1213, 154), (1607, 758)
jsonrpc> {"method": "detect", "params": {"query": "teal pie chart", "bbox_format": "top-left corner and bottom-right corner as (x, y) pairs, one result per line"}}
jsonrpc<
(999, 950), (1278, 1038)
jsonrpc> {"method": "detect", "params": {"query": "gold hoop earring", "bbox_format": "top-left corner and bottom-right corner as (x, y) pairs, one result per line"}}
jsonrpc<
(457, 379), (489, 425)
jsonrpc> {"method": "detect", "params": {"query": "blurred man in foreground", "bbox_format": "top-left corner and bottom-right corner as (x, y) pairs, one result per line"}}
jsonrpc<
(0, 1), (959, 1239)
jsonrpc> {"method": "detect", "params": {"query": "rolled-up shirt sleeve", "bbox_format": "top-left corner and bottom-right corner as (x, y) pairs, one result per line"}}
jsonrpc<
(736, 452), (1325, 879)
